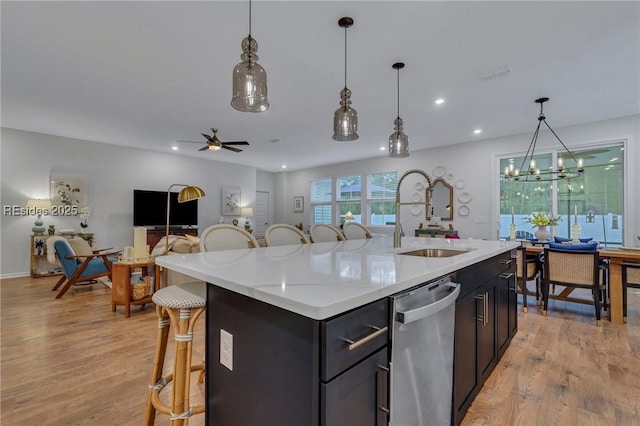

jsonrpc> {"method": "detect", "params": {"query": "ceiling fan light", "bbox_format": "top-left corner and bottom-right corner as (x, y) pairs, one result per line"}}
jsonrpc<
(209, 145), (221, 151)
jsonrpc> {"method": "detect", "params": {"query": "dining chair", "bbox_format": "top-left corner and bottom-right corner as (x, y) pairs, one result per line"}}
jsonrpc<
(200, 224), (259, 251)
(515, 246), (540, 313)
(541, 247), (608, 325)
(309, 224), (345, 243)
(342, 222), (372, 240)
(264, 224), (308, 246)
(51, 238), (118, 299)
(622, 262), (640, 322)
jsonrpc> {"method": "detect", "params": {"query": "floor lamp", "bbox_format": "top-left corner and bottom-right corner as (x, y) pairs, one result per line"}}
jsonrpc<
(164, 184), (206, 255)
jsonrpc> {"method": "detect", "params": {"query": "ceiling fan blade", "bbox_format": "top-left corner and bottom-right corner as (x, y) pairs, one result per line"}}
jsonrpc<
(222, 145), (243, 153)
(201, 133), (215, 142)
(198, 146), (210, 151)
(222, 141), (250, 146)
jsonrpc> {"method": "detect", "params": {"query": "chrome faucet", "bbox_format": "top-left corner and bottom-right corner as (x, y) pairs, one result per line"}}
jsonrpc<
(394, 169), (433, 248)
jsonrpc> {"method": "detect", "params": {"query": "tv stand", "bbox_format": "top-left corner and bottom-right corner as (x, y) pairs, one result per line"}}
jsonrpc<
(146, 227), (198, 249)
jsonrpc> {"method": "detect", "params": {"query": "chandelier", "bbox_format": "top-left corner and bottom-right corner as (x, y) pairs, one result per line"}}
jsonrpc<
(503, 97), (584, 182)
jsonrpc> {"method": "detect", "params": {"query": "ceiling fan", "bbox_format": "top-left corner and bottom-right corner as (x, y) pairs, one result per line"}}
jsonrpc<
(178, 128), (249, 153)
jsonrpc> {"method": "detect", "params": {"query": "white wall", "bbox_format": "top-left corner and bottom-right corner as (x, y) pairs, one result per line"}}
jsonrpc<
(1, 128), (274, 277)
(274, 115), (639, 243)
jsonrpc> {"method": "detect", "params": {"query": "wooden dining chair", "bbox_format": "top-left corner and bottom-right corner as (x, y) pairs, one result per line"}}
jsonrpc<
(515, 246), (540, 313)
(542, 247), (608, 325)
(622, 262), (640, 322)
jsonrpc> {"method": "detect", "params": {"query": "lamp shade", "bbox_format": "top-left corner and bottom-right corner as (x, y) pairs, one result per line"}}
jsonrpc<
(177, 186), (205, 203)
(241, 207), (253, 217)
(26, 199), (52, 210)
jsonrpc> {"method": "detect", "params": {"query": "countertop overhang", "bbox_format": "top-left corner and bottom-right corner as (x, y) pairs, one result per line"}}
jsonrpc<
(156, 236), (519, 320)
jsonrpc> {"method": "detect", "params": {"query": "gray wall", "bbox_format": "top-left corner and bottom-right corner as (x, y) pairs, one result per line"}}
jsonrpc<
(1, 128), (273, 277)
(274, 115), (640, 243)
(2, 114), (638, 277)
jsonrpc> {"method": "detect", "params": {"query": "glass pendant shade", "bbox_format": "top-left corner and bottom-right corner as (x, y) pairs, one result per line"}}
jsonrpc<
(389, 117), (409, 157)
(332, 17), (358, 141)
(389, 62), (409, 157)
(333, 88), (358, 141)
(231, 36), (269, 112)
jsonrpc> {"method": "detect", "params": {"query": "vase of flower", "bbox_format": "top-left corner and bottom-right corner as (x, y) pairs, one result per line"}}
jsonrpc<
(525, 212), (561, 241)
(535, 226), (551, 241)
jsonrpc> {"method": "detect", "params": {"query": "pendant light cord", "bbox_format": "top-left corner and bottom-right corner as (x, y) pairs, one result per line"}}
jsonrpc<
(248, 0), (252, 37)
(396, 67), (400, 118)
(344, 26), (348, 89)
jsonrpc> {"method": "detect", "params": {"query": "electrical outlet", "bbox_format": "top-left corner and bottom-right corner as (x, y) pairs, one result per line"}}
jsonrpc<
(220, 329), (233, 371)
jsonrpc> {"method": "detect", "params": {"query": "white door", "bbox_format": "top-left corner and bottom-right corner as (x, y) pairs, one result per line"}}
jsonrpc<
(254, 191), (270, 237)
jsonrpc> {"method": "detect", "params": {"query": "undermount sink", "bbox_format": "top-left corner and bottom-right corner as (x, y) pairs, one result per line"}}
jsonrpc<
(398, 248), (469, 258)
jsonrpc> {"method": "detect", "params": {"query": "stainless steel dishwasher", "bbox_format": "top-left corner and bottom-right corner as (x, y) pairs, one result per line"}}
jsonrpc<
(389, 277), (461, 426)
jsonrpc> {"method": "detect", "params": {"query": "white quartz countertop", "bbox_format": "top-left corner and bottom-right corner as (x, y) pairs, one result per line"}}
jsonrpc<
(156, 236), (519, 320)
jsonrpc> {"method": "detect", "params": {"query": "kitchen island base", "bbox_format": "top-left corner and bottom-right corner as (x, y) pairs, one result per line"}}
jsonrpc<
(206, 286), (389, 426)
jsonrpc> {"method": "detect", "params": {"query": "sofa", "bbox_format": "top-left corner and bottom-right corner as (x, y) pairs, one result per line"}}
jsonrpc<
(151, 234), (203, 285)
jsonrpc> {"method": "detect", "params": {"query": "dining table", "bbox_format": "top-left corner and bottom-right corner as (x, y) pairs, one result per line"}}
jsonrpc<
(525, 244), (640, 324)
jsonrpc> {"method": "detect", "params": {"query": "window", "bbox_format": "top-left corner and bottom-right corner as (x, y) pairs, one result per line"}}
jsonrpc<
(368, 172), (397, 226)
(499, 143), (625, 245)
(311, 178), (332, 224)
(337, 175), (361, 223)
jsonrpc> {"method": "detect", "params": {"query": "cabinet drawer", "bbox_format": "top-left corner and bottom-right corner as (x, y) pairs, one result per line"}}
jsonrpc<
(321, 299), (389, 382)
(453, 252), (513, 299)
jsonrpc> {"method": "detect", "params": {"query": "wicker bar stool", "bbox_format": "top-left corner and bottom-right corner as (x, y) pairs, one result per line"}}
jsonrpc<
(144, 282), (206, 425)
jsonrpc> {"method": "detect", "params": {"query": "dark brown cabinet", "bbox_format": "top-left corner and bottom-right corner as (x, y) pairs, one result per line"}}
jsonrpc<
(452, 251), (516, 425)
(206, 286), (389, 426)
(322, 348), (389, 426)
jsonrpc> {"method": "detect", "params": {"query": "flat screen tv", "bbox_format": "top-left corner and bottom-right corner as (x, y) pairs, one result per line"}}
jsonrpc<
(133, 189), (198, 227)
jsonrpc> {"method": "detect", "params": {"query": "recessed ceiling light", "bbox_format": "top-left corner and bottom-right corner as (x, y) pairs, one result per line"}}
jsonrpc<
(281, 164), (287, 169)
(172, 146), (178, 150)
(380, 146), (386, 151)
(434, 98), (445, 105)
(473, 129), (482, 134)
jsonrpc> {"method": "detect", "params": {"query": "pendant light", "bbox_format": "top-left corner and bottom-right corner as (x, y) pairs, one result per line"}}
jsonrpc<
(332, 17), (358, 141)
(231, 0), (269, 113)
(389, 62), (409, 157)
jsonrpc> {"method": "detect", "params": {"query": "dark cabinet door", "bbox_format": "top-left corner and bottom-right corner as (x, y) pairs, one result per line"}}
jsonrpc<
(322, 348), (389, 426)
(497, 270), (517, 357)
(476, 280), (497, 383)
(453, 292), (479, 424)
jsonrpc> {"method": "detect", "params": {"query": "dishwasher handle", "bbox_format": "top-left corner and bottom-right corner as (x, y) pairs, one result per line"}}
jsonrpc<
(395, 282), (460, 324)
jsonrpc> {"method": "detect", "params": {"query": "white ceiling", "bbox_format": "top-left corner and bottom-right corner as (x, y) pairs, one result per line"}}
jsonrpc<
(2, 1), (639, 173)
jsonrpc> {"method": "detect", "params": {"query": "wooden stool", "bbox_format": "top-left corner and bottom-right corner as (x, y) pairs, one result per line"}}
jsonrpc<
(144, 282), (206, 425)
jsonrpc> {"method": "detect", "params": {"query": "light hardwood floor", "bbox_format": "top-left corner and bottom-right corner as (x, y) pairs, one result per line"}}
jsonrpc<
(1, 276), (639, 425)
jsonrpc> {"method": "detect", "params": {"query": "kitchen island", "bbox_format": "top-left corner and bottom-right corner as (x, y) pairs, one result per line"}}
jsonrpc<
(156, 236), (519, 425)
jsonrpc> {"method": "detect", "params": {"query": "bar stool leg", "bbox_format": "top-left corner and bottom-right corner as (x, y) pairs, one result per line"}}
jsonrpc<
(144, 306), (171, 425)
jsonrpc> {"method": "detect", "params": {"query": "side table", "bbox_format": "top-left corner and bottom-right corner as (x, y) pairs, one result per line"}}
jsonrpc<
(111, 259), (161, 317)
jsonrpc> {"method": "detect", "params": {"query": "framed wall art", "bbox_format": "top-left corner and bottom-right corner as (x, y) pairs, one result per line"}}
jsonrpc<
(293, 196), (304, 213)
(222, 186), (241, 215)
(50, 175), (88, 207)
